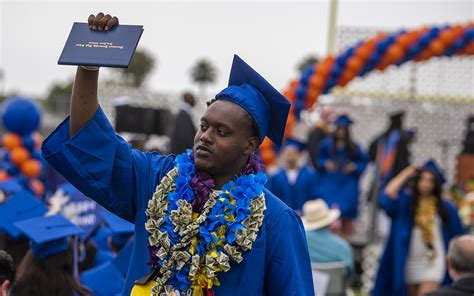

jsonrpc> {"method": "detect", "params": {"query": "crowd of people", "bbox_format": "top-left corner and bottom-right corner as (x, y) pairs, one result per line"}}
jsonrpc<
(0, 12), (473, 296)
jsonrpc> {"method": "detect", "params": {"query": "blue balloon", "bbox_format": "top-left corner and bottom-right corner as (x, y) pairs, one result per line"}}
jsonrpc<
(22, 135), (35, 151)
(445, 48), (454, 57)
(2, 97), (41, 135)
(453, 38), (465, 51)
(296, 87), (306, 99)
(429, 27), (440, 39)
(3, 152), (10, 162)
(407, 44), (421, 58)
(5, 164), (19, 176)
(419, 34), (431, 47)
(465, 28), (474, 41)
(330, 65), (342, 79)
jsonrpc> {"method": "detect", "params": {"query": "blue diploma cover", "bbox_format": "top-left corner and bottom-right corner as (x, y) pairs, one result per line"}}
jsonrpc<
(58, 22), (143, 68)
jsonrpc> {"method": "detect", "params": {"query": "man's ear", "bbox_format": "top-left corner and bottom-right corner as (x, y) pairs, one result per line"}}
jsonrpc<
(244, 137), (260, 155)
(1, 279), (10, 296)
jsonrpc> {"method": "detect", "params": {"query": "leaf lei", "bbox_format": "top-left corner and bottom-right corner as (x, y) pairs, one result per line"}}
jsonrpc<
(145, 150), (267, 295)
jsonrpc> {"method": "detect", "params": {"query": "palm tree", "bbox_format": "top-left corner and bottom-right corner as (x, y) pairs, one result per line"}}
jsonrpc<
(190, 59), (217, 98)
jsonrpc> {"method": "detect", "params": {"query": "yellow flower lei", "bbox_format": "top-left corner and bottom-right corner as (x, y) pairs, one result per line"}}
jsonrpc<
(414, 196), (437, 260)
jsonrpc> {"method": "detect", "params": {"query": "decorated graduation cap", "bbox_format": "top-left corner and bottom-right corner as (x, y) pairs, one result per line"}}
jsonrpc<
(334, 114), (353, 127)
(283, 138), (306, 152)
(14, 214), (83, 259)
(215, 55), (291, 146)
(0, 191), (48, 239)
(422, 159), (447, 185)
(100, 210), (134, 248)
(56, 183), (102, 242)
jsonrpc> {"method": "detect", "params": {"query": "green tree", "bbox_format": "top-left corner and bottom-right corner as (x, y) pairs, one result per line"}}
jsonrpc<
(119, 49), (155, 88)
(297, 55), (320, 74)
(43, 80), (74, 114)
(190, 59), (217, 96)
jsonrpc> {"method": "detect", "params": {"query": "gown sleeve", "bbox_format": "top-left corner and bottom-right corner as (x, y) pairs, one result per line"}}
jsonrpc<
(317, 139), (331, 174)
(380, 189), (410, 218)
(264, 208), (315, 295)
(41, 106), (175, 222)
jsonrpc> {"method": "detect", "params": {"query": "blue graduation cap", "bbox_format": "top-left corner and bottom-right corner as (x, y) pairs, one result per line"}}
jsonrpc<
(14, 214), (83, 259)
(334, 114), (353, 127)
(283, 138), (306, 152)
(100, 210), (134, 248)
(216, 55), (291, 146)
(422, 159), (446, 185)
(0, 191), (48, 239)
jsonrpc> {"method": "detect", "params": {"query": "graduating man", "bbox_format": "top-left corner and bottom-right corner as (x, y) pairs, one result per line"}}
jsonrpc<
(42, 13), (314, 296)
(266, 139), (318, 213)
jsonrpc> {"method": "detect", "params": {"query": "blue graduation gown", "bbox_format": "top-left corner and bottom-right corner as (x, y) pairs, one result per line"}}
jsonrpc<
(266, 166), (318, 212)
(316, 138), (369, 219)
(373, 190), (466, 296)
(81, 261), (124, 296)
(42, 106), (315, 296)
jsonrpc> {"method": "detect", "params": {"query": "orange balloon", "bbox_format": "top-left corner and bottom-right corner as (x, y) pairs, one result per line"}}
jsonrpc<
(346, 57), (363, 72)
(465, 41), (474, 55)
(440, 30), (455, 45)
(0, 170), (9, 181)
(451, 25), (464, 39)
(397, 34), (412, 49)
(309, 75), (324, 89)
(386, 45), (404, 63)
(3, 133), (21, 150)
(33, 133), (43, 150)
(340, 69), (357, 82)
(355, 45), (372, 60)
(10, 147), (30, 165)
(30, 179), (45, 197)
(21, 159), (42, 178)
(429, 40), (445, 56)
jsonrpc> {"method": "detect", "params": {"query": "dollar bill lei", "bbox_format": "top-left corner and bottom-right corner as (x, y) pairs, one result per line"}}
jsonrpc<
(144, 150), (267, 296)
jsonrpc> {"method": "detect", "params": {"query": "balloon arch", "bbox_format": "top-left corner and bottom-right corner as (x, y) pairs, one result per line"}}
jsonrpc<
(259, 22), (474, 166)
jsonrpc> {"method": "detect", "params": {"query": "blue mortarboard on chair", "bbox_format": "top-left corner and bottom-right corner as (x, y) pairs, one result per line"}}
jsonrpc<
(334, 114), (353, 127)
(422, 159), (447, 185)
(283, 138), (306, 152)
(0, 191), (48, 239)
(100, 210), (134, 248)
(14, 214), (84, 259)
(216, 55), (291, 147)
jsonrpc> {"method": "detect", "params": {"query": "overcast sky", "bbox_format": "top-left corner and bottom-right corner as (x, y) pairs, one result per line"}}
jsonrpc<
(0, 0), (472, 98)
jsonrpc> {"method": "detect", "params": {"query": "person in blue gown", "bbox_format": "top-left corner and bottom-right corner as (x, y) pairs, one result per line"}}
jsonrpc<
(316, 114), (369, 236)
(373, 160), (465, 296)
(42, 13), (314, 296)
(266, 139), (318, 213)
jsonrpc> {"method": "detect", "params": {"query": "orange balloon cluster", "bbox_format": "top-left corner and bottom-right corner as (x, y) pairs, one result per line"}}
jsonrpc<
(1, 131), (44, 197)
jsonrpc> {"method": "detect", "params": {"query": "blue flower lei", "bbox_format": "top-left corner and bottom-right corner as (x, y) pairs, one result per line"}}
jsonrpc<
(146, 150), (267, 294)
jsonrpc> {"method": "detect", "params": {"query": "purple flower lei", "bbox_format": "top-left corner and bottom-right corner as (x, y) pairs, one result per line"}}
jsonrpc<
(190, 152), (265, 212)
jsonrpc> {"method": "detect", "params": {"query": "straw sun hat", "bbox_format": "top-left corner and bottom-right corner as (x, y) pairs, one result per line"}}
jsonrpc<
(301, 199), (340, 230)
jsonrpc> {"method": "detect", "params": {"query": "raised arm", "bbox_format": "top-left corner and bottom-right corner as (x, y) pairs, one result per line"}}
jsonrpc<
(384, 165), (418, 199)
(69, 13), (118, 136)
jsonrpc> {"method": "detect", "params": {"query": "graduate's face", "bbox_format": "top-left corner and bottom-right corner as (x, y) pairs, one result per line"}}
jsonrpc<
(418, 171), (436, 196)
(194, 100), (259, 176)
(282, 146), (300, 169)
